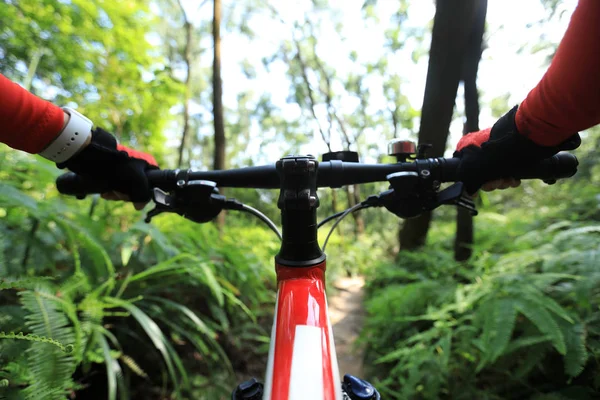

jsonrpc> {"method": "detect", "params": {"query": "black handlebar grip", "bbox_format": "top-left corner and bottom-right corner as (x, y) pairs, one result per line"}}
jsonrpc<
(56, 170), (180, 198)
(440, 152), (578, 183)
(56, 173), (112, 197)
(513, 152), (578, 180)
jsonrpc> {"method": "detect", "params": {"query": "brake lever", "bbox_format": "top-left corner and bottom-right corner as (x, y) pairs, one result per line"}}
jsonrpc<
(436, 182), (478, 216)
(377, 174), (478, 218)
(145, 188), (175, 223)
(144, 180), (224, 224)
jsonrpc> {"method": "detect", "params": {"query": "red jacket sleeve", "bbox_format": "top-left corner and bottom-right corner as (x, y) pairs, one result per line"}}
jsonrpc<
(0, 73), (65, 154)
(516, 0), (600, 146)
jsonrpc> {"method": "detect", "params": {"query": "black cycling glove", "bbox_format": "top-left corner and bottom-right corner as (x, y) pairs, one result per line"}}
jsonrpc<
(57, 128), (158, 202)
(454, 105), (581, 194)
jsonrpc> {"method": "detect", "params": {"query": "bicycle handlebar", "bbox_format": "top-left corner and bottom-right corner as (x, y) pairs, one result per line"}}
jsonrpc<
(56, 152), (578, 197)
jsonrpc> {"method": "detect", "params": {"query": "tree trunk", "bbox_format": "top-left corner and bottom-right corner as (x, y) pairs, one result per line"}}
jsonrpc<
(213, 0), (225, 171)
(399, 0), (478, 251)
(343, 185), (364, 237)
(455, 0), (487, 261)
(331, 189), (338, 214)
(399, 213), (432, 250)
(213, 0), (226, 228)
(177, 15), (193, 168)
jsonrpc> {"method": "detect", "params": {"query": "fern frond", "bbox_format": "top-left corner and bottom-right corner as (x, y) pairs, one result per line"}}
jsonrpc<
(58, 272), (91, 300)
(521, 287), (574, 323)
(552, 226), (600, 246)
(375, 343), (425, 364)
(0, 234), (6, 276)
(560, 321), (588, 378)
(515, 299), (566, 355)
(544, 220), (573, 233)
(477, 298), (518, 368)
(20, 289), (76, 400)
(0, 331), (73, 353)
(504, 335), (551, 355)
(0, 277), (54, 291)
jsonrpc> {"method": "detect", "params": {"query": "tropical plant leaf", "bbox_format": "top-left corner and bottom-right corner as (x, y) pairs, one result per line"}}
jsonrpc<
(20, 289), (76, 400)
(105, 297), (184, 394)
(97, 329), (118, 400)
(477, 297), (518, 368)
(560, 321), (588, 378)
(515, 299), (566, 355)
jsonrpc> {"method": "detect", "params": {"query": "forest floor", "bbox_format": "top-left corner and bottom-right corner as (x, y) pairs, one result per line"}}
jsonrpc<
(329, 276), (366, 379)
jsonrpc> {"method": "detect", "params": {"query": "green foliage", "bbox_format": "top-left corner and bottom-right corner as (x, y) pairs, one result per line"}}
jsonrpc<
(362, 200), (600, 399)
(0, 0), (183, 163)
(19, 289), (77, 400)
(0, 0), (589, 399)
(0, 331), (73, 354)
(0, 149), (274, 399)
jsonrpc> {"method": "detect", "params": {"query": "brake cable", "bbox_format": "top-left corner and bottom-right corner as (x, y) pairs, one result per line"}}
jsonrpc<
(145, 181), (283, 241)
(317, 210), (347, 229)
(322, 202), (369, 252)
(237, 203), (282, 241)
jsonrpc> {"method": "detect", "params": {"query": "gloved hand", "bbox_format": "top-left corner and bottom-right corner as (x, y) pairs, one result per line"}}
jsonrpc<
(57, 128), (158, 209)
(454, 105), (581, 194)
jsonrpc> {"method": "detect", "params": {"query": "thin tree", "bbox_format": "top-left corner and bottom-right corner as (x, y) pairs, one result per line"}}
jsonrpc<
(455, 0), (488, 261)
(213, 0), (225, 172)
(213, 0), (226, 228)
(176, 0), (193, 168)
(399, 0), (479, 250)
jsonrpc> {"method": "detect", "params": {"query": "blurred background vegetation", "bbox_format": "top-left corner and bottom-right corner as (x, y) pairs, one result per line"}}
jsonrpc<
(1, 0), (599, 399)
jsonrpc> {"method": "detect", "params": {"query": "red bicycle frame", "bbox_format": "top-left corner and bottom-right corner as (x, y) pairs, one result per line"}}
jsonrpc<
(73, 145), (571, 398)
(262, 261), (342, 400)
(257, 155), (342, 399)
(56, 147), (578, 399)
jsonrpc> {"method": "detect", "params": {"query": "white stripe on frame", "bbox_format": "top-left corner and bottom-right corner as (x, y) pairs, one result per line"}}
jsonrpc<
(289, 325), (325, 400)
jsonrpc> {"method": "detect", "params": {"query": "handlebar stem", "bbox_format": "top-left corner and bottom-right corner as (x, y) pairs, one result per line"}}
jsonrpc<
(275, 155), (326, 267)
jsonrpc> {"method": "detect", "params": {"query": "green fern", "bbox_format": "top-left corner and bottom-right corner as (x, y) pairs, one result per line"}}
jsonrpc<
(19, 289), (77, 400)
(552, 226), (600, 247)
(477, 297), (518, 369)
(0, 277), (54, 291)
(0, 234), (6, 277)
(503, 335), (551, 355)
(515, 298), (566, 355)
(0, 331), (73, 353)
(521, 287), (574, 323)
(560, 320), (588, 378)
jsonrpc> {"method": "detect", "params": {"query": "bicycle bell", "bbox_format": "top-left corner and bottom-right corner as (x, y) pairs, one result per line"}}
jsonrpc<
(388, 139), (416, 162)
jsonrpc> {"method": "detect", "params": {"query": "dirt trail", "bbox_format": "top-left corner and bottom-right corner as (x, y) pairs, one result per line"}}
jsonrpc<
(328, 276), (366, 379)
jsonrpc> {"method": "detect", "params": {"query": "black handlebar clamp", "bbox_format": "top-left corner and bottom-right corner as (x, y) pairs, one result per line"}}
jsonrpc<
(275, 155), (326, 267)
